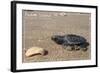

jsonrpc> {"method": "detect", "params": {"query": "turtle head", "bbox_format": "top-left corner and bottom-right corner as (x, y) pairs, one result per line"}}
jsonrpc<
(51, 35), (64, 44)
(51, 35), (58, 41)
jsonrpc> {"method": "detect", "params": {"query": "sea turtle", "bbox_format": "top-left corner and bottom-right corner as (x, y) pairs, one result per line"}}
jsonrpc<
(51, 34), (89, 51)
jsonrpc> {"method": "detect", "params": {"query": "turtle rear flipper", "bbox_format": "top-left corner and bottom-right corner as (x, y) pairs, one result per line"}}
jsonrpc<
(62, 43), (73, 51)
(62, 42), (68, 49)
(80, 42), (89, 51)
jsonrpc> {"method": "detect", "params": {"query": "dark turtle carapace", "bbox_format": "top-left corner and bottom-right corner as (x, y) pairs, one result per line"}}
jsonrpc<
(51, 34), (89, 51)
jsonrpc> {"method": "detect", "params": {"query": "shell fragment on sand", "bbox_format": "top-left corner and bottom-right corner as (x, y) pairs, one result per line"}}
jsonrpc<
(25, 47), (46, 57)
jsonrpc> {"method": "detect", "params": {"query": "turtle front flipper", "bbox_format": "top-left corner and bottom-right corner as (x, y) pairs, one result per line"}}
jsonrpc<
(63, 45), (73, 51)
(67, 46), (73, 51)
(62, 42), (68, 49)
(74, 45), (80, 51)
(62, 43), (74, 51)
(68, 45), (80, 51)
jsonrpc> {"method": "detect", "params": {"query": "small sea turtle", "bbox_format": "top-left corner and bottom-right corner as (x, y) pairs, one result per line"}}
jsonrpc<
(51, 34), (89, 51)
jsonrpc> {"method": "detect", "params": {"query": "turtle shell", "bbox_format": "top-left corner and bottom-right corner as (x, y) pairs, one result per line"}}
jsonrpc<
(64, 34), (86, 45)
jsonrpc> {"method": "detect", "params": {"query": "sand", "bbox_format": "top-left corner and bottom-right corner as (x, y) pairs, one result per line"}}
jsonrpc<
(22, 10), (91, 63)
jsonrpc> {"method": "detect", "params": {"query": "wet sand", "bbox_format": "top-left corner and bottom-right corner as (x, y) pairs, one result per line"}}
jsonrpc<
(22, 10), (91, 63)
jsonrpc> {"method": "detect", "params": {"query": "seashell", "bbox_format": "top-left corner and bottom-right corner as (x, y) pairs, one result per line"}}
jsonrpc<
(25, 47), (46, 57)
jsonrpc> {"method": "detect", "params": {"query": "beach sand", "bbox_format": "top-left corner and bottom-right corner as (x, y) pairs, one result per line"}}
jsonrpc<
(22, 10), (91, 63)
